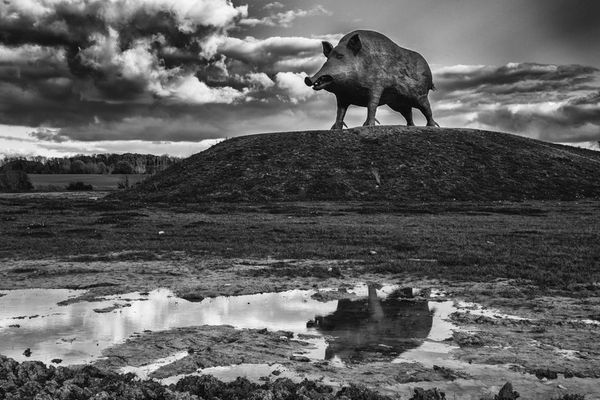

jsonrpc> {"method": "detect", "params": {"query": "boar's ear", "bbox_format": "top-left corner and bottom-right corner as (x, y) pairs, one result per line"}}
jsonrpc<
(322, 41), (333, 57)
(347, 34), (362, 55)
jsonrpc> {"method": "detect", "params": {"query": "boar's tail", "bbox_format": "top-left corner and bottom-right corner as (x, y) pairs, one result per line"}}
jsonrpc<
(430, 83), (436, 91)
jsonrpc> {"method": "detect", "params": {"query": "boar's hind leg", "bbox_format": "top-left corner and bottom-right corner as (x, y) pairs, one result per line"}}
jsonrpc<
(416, 96), (439, 127)
(331, 98), (349, 130)
(389, 104), (414, 126)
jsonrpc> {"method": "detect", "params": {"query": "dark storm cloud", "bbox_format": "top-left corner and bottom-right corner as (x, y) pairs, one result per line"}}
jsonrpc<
(1, 1), (599, 148)
(432, 62), (600, 143)
(435, 63), (598, 94)
(0, 0), (249, 103)
(25, 96), (333, 143)
(0, 0), (334, 144)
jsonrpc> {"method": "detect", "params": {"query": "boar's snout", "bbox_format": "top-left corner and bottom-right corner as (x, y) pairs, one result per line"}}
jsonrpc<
(306, 75), (334, 91)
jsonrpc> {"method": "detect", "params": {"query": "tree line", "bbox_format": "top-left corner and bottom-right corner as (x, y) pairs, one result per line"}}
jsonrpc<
(0, 153), (180, 174)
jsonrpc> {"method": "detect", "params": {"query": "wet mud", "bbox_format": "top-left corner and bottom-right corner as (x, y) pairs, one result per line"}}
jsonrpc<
(1, 260), (599, 399)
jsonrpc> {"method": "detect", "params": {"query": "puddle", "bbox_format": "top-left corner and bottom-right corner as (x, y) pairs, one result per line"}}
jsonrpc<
(0, 284), (457, 378)
(121, 351), (190, 379)
(456, 301), (531, 321)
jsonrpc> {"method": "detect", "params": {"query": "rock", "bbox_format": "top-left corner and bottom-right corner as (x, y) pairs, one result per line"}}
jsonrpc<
(180, 293), (205, 303)
(93, 303), (131, 313)
(563, 369), (574, 378)
(409, 387), (446, 400)
(23, 348), (32, 357)
(9, 324), (20, 328)
(289, 355), (311, 362)
(51, 358), (62, 364)
(306, 320), (316, 328)
(452, 331), (487, 347)
(432, 365), (468, 381)
(534, 368), (558, 380)
(495, 382), (520, 400)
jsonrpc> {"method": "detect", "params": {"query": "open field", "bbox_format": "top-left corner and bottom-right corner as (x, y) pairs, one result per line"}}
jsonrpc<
(28, 174), (149, 191)
(1, 194), (598, 290)
(0, 193), (599, 398)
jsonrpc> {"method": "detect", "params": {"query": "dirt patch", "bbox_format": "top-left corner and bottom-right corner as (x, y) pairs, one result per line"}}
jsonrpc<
(95, 326), (307, 378)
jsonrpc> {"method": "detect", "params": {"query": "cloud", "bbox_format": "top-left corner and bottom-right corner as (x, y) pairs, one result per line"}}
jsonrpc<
(218, 35), (330, 74)
(0, 0), (248, 103)
(167, 74), (247, 104)
(263, 2), (284, 10)
(240, 5), (331, 28)
(1, 1), (598, 153)
(275, 72), (314, 103)
(0, 0), (339, 143)
(242, 72), (275, 89)
(431, 62), (600, 143)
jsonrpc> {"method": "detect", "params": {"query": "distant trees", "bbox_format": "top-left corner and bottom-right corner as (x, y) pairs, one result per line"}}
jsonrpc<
(97, 162), (108, 174)
(112, 160), (134, 174)
(0, 154), (180, 175)
(70, 160), (86, 174)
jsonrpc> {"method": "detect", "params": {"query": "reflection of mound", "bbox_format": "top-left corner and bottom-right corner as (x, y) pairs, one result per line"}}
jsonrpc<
(314, 288), (433, 362)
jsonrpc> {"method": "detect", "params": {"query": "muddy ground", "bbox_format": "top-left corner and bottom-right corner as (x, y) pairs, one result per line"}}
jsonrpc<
(0, 193), (599, 399)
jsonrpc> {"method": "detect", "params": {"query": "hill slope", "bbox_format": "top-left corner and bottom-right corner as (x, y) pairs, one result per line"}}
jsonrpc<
(118, 126), (600, 202)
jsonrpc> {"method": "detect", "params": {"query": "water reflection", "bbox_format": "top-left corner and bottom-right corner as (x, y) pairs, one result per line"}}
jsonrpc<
(0, 284), (435, 367)
(0, 288), (337, 365)
(313, 285), (433, 362)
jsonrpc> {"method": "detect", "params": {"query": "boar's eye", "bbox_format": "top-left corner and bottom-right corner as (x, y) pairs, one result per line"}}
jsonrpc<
(335, 53), (344, 60)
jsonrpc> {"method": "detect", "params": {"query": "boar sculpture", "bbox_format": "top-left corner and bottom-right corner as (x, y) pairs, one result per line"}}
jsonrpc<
(305, 30), (439, 129)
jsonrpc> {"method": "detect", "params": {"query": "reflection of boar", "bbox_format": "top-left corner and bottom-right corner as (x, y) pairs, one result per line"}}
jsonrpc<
(305, 30), (439, 129)
(312, 285), (433, 362)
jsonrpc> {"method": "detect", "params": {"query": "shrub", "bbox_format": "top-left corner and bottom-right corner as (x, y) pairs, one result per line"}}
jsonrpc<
(66, 181), (93, 191)
(117, 175), (130, 189)
(0, 170), (33, 192)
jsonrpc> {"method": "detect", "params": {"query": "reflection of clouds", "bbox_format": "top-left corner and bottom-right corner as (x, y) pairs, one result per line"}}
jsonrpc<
(0, 288), (338, 365)
(426, 301), (457, 341)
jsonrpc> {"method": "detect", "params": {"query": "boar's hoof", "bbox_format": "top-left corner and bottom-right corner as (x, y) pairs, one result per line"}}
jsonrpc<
(363, 120), (377, 127)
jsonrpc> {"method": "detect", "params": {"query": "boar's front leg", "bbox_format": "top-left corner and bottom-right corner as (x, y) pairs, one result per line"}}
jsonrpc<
(363, 88), (383, 127)
(331, 97), (349, 130)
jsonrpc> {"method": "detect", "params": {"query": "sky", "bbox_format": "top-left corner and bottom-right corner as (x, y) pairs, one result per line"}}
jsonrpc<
(0, 0), (599, 157)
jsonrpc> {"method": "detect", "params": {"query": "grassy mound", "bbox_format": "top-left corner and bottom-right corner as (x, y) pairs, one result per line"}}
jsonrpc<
(117, 126), (600, 202)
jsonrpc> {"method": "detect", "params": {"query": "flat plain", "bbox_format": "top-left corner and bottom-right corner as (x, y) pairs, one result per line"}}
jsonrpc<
(1, 192), (599, 399)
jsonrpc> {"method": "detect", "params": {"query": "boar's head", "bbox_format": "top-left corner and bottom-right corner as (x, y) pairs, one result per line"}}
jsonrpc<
(304, 34), (363, 92)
